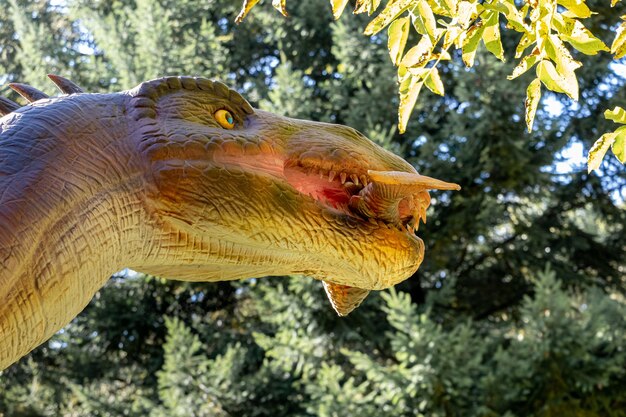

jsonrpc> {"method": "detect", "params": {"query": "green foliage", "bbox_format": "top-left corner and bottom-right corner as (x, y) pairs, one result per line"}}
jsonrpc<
(1, 0), (626, 416)
(239, 0), (626, 169)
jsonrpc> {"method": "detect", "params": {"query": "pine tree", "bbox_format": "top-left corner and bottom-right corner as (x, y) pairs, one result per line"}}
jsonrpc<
(1, 0), (625, 415)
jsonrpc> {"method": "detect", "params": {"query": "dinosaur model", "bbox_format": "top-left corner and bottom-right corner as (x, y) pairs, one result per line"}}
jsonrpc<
(0, 75), (460, 371)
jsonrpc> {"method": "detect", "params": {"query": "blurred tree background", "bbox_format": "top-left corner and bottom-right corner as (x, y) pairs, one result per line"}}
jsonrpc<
(1, 0), (625, 416)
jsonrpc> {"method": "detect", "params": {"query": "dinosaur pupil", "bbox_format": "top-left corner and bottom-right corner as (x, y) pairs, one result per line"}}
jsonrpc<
(226, 114), (233, 124)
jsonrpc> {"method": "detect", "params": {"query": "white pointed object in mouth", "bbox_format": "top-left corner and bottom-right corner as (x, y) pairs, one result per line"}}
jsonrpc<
(368, 170), (461, 191)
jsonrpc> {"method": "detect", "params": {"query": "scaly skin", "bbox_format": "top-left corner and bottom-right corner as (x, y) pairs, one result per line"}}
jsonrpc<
(0, 75), (459, 371)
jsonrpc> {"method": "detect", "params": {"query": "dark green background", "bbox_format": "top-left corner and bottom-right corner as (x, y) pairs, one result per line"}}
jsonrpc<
(0, 0), (625, 415)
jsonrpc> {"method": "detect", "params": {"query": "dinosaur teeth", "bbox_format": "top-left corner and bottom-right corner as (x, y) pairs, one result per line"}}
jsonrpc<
(350, 174), (359, 186)
(340, 172), (347, 184)
(360, 175), (368, 186)
(328, 171), (336, 182)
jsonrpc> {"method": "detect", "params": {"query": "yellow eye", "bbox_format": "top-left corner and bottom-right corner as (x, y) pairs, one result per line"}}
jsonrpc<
(214, 109), (235, 129)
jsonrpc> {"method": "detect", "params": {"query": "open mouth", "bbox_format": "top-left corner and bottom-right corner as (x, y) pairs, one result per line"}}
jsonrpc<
(284, 161), (460, 235)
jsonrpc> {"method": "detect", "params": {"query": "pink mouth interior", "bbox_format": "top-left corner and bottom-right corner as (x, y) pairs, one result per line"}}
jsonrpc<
(284, 168), (351, 209)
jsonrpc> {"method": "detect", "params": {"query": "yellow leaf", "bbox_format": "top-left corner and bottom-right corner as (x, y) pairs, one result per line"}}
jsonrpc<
(604, 106), (626, 124)
(536, 60), (578, 100)
(525, 78), (541, 132)
(401, 35), (434, 67)
(462, 21), (485, 67)
(612, 0), (621, 6)
(560, 20), (609, 55)
(424, 68), (445, 95)
(499, 0), (527, 32)
(272, 0), (288, 16)
(355, 0), (382, 14)
(515, 32), (536, 58)
(587, 132), (616, 173)
(443, 25), (463, 49)
(546, 34), (582, 77)
(611, 21), (626, 59)
(482, 11), (505, 61)
(365, 0), (414, 35)
(613, 127), (626, 163)
(388, 17), (411, 65)
(508, 50), (540, 80)
(398, 72), (424, 134)
(557, 0), (591, 18)
(235, 0), (261, 24)
(416, 0), (437, 41)
(440, 0), (457, 15)
(457, 1), (478, 28)
(330, 0), (350, 19)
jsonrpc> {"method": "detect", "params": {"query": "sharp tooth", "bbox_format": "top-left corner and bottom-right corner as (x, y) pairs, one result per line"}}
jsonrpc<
(344, 181), (354, 188)
(319, 170), (326, 179)
(360, 175), (368, 186)
(328, 171), (336, 182)
(350, 174), (359, 186)
(340, 172), (347, 184)
(420, 206), (427, 224)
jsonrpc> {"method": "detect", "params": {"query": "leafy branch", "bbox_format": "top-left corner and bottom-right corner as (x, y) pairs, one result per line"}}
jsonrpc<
(236, 0), (626, 173)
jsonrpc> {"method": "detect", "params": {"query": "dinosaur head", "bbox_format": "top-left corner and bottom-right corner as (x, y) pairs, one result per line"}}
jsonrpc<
(0, 75), (459, 316)
(0, 75), (458, 370)
(127, 76), (459, 315)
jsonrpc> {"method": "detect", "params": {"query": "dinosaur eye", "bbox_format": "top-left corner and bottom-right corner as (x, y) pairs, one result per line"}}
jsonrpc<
(214, 109), (235, 129)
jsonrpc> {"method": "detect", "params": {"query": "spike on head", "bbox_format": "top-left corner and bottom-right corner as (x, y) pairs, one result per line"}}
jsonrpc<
(8, 83), (49, 103)
(0, 96), (20, 116)
(47, 74), (84, 94)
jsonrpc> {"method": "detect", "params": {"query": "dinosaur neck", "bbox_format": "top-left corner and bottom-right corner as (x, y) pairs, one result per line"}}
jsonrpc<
(0, 94), (145, 369)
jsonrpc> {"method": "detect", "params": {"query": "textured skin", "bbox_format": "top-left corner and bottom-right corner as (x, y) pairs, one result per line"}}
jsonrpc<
(0, 75), (459, 371)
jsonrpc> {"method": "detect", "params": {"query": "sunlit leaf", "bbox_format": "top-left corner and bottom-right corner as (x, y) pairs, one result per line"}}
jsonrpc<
(604, 106), (626, 124)
(525, 78), (541, 132)
(398, 69), (424, 134)
(587, 132), (616, 173)
(612, 0), (621, 6)
(388, 17), (411, 65)
(546, 34), (582, 77)
(482, 2), (508, 14)
(499, 0), (527, 32)
(401, 35), (434, 67)
(611, 20), (626, 59)
(515, 32), (536, 58)
(330, 0), (350, 19)
(440, 0), (457, 15)
(457, 0), (478, 28)
(509, 50), (540, 80)
(557, 0), (591, 18)
(365, 0), (414, 35)
(482, 11), (505, 61)
(560, 20), (609, 55)
(462, 21), (485, 67)
(424, 68), (445, 95)
(536, 60), (578, 100)
(354, 0), (382, 15)
(235, 0), (261, 23)
(443, 25), (463, 49)
(416, 0), (437, 41)
(613, 127), (626, 163)
(272, 0), (288, 16)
